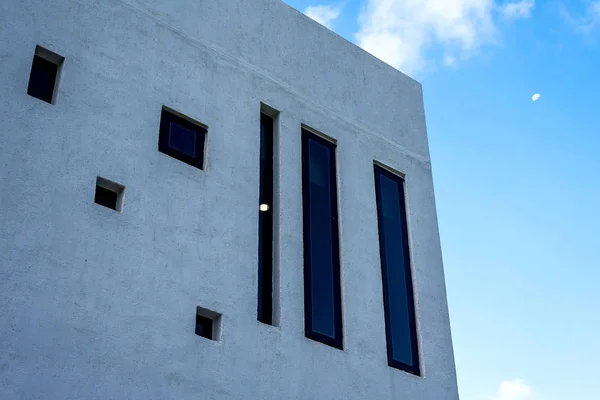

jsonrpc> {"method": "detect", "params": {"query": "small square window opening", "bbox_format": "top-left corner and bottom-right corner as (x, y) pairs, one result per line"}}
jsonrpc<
(195, 306), (222, 341)
(94, 177), (125, 212)
(27, 46), (64, 104)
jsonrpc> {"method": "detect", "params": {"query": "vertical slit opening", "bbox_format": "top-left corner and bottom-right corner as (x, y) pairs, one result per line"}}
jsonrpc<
(258, 105), (279, 326)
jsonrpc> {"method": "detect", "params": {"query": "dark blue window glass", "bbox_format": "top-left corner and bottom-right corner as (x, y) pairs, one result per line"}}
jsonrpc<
(168, 122), (197, 157)
(159, 108), (206, 170)
(302, 129), (342, 349)
(27, 55), (58, 104)
(374, 165), (419, 375)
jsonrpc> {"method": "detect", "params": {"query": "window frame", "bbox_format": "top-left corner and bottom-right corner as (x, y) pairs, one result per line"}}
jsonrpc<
(158, 107), (207, 170)
(301, 128), (343, 350)
(374, 164), (420, 375)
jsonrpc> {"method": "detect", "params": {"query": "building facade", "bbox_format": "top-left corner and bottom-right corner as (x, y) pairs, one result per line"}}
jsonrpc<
(0, 0), (459, 398)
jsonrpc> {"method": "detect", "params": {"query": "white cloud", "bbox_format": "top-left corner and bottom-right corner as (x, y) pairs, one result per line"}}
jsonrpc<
(560, 1), (600, 33)
(501, 0), (535, 19)
(444, 55), (457, 66)
(583, 0), (600, 29)
(355, 0), (498, 75)
(589, 1), (600, 20)
(488, 379), (535, 400)
(304, 4), (343, 29)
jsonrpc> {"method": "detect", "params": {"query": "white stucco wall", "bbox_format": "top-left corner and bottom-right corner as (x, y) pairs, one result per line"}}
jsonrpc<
(0, 0), (459, 398)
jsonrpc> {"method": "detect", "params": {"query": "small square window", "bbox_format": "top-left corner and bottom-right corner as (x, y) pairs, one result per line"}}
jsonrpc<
(27, 46), (64, 104)
(159, 107), (207, 169)
(94, 177), (125, 212)
(195, 306), (221, 341)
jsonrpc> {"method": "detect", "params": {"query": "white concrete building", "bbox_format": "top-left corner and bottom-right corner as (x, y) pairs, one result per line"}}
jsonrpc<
(0, 0), (459, 398)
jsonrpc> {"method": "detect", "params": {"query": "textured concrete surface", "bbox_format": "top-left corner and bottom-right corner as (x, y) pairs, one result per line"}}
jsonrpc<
(0, 0), (459, 398)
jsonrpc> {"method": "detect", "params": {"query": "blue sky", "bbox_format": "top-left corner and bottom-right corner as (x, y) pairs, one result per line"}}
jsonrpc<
(283, 0), (600, 399)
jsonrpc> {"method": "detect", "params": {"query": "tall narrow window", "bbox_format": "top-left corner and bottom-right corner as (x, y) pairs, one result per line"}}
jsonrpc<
(257, 113), (274, 325)
(374, 164), (419, 375)
(302, 129), (343, 349)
